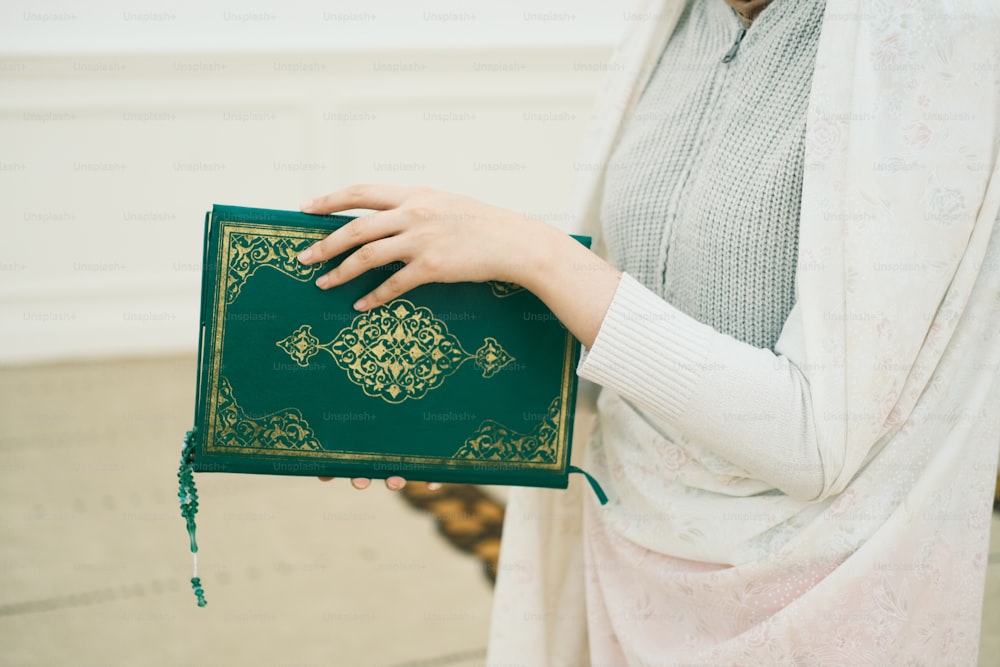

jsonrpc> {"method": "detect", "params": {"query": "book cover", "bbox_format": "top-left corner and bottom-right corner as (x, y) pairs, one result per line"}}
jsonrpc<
(190, 204), (591, 489)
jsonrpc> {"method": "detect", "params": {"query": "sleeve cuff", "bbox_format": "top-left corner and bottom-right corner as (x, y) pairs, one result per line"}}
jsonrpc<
(577, 272), (715, 424)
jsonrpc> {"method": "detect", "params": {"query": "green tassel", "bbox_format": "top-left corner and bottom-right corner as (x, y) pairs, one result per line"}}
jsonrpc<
(179, 429), (206, 607)
(568, 465), (609, 505)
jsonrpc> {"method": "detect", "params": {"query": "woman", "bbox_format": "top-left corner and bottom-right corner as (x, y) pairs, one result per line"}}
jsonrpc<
(302, 0), (1000, 663)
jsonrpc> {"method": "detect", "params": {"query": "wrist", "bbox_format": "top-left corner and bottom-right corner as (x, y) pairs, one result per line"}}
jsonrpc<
(522, 224), (622, 349)
(515, 220), (572, 294)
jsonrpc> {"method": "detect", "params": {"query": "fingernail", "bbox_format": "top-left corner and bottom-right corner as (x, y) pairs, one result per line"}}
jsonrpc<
(427, 482), (442, 491)
(298, 248), (313, 264)
(353, 298), (367, 311)
(316, 275), (329, 289)
(299, 199), (314, 211)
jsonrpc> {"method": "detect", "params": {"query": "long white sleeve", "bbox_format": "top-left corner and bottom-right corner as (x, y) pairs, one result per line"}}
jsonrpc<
(578, 272), (823, 500)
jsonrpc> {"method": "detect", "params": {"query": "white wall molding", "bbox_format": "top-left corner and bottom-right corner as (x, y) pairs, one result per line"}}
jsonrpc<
(0, 45), (610, 365)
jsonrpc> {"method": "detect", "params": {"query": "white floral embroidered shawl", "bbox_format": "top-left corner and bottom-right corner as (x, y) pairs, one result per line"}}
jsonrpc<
(487, 0), (1000, 664)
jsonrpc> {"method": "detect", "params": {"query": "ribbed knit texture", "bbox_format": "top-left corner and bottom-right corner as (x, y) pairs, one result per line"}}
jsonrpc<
(579, 272), (716, 420)
(599, 0), (824, 351)
(578, 0), (827, 492)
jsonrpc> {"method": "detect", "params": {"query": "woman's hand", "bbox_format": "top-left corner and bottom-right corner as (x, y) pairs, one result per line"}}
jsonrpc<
(300, 183), (623, 492)
(297, 184), (546, 312)
(297, 183), (622, 348)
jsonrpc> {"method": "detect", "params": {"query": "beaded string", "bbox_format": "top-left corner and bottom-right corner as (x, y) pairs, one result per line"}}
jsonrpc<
(178, 428), (207, 607)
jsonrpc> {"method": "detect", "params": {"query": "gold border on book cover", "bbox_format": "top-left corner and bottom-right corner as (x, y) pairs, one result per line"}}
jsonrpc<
(203, 221), (574, 472)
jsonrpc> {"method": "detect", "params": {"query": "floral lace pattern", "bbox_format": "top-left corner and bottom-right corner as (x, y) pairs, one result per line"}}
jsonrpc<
(488, 1), (1000, 664)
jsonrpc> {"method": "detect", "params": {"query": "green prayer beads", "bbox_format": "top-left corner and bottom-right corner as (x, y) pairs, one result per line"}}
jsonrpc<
(179, 429), (207, 607)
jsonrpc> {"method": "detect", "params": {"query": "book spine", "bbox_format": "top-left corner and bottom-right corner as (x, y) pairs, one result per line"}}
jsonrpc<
(190, 451), (570, 489)
(191, 211), (214, 462)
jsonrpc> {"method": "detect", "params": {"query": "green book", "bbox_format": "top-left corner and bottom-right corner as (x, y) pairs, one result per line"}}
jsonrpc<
(190, 204), (596, 490)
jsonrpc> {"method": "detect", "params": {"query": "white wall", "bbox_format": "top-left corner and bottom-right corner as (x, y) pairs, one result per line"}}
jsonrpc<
(0, 1), (623, 364)
(1, 0), (627, 53)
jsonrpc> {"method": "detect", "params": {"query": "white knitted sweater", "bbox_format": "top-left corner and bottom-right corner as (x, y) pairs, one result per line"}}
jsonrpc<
(583, 0), (827, 531)
(601, 0), (820, 350)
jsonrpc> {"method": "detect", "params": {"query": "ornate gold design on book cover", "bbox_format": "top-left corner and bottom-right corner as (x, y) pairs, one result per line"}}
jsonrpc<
(275, 324), (330, 367)
(453, 396), (561, 463)
(226, 233), (324, 304)
(215, 376), (322, 450)
(275, 299), (515, 404)
(489, 281), (525, 298)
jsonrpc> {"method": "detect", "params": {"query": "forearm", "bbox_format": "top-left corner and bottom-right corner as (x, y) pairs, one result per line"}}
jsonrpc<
(297, 183), (826, 496)
(299, 185), (624, 334)
(516, 222), (623, 350)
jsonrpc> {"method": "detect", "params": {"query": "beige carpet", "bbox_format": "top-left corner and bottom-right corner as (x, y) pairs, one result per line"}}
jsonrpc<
(0, 357), (998, 666)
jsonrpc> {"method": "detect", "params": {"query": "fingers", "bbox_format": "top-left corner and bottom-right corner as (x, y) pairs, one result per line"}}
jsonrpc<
(352, 264), (425, 311)
(299, 211), (402, 266)
(316, 476), (373, 489)
(316, 477), (442, 492)
(307, 235), (429, 312)
(300, 184), (421, 216)
(314, 235), (404, 291)
(349, 477), (415, 492)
